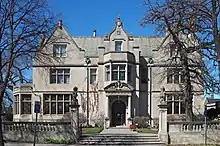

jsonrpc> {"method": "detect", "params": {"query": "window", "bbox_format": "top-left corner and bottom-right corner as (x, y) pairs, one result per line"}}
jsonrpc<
(14, 95), (19, 114)
(53, 44), (67, 57)
(43, 94), (72, 114)
(21, 94), (31, 114)
(50, 69), (70, 84)
(105, 65), (110, 81)
(167, 68), (184, 84)
(90, 68), (97, 84)
(112, 64), (126, 81)
(166, 94), (185, 115)
(115, 41), (122, 52)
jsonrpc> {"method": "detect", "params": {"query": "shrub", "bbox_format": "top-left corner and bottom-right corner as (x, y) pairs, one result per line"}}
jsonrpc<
(133, 116), (150, 128)
(91, 113), (105, 127)
(79, 113), (87, 126)
(44, 138), (72, 144)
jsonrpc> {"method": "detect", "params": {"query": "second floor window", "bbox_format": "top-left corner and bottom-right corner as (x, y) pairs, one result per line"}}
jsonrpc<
(90, 68), (97, 84)
(53, 44), (67, 57)
(50, 69), (70, 84)
(115, 41), (122, 52)
(112, 65), (125, 81)
(167, 68), (184, 84)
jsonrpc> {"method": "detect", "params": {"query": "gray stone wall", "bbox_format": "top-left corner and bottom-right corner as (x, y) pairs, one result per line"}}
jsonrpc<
(3, 121), (75, 143)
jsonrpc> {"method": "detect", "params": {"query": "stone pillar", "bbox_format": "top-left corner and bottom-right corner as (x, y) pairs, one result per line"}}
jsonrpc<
(69, 103), (80, 143)
(127, 96), (131, 125)
(158, 102), (168, 144)
(105, 96), (110, 129)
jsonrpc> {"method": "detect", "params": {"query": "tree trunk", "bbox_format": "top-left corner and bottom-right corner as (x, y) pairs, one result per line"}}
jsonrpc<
(0, 90), (4, 146)
(182, 49), (193, 122)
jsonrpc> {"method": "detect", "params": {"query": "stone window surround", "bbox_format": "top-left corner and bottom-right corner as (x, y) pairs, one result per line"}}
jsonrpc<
(14, 94), (19, 114)
(167, 68), (184, 84)
(43, 94), (72, 115)
(89, 68), (97, 84)
(53, 44), (67, 57)
(166, 94), (186, 115)
(105, 63), (132, 82)
(21, 94), (32, 114)
(50, 68), (70, 84)
(115, 41), (122, 52)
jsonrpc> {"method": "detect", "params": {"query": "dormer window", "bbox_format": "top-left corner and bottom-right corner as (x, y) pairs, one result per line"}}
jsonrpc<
(115, 41), (122, 52)
(53, 44), (67, 57)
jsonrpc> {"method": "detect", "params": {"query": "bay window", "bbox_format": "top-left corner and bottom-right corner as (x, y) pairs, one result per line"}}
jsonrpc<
(105, 64), (132, 81)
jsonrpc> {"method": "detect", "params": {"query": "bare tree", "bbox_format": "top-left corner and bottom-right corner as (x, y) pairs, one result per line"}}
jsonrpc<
(0, 0), (58, 145)
(141, 0), (220, 122)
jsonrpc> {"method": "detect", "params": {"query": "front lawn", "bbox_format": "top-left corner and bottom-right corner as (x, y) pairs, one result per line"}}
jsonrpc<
(136, 128), (158, 134)
(82, 127), (103, 134)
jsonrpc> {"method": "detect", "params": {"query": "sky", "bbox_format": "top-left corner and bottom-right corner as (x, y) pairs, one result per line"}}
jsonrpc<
(48, 0), (157, 37)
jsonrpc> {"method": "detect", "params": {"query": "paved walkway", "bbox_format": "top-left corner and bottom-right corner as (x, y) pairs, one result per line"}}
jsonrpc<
(100, 125), (137, 134)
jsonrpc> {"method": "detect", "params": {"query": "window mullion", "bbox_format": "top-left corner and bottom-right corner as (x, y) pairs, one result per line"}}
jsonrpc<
(63, 95), (64, 114)
(49, 95), (51, 115)
(118, 66), (119, 80)
(172, 95), (174, 114)
(110, 64), (112, 81)
(63, 69), (65, 83)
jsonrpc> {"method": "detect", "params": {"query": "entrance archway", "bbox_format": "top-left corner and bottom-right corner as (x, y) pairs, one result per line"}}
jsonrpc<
(111, 100), (126, 126)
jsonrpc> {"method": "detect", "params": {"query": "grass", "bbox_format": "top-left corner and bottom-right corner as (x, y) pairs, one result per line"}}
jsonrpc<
(82, 127), (103, 134)
(136, 128), (158, 134)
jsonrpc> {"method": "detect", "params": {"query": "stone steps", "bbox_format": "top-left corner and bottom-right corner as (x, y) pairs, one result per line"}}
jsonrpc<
(79, 134), (165, 145)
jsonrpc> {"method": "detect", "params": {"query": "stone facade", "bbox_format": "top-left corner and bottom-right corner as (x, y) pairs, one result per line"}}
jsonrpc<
(13, 16), (204, 126)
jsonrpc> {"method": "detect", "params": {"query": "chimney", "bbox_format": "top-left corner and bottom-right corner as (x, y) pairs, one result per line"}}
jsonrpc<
(58, 20), (63, 29)
(93, 29), (96, 37)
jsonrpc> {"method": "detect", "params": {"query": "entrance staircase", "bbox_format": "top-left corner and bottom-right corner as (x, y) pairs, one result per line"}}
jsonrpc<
(78, 126), (165, 145)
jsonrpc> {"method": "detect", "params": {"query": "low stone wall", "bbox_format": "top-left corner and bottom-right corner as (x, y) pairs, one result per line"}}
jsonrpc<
(3, 121), (75, 143)
(168, 121), (220, 144)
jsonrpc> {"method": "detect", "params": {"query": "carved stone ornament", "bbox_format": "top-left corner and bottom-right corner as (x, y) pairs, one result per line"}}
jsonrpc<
(114, 81), (123, 89)
(159, 86), (166, 104)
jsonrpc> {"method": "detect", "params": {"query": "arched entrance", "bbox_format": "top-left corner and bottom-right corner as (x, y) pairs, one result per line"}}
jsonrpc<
(111, 100), (126, 126)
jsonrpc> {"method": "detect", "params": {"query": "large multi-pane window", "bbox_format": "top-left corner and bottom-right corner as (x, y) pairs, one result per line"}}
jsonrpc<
(50, 69), (70, 84)
(21, 94), (31, 114)
(112, 65), (126, 81)
(105, 64), (131, 81)
(115, 41), (122, 52)
(14, 95), (19, 114)
(166, 94), (185, 115)
(43, 94), (72, 115)
(90, 68), (97, 84)
(53, 44), (67, 57)
(167, 68), (184, 84)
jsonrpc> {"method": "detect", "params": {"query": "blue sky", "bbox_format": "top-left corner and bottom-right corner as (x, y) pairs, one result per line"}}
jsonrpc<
(48, 0), (156, 37)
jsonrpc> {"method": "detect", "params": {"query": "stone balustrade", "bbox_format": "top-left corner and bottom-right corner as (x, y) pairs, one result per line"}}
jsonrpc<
(3, 121), (71, 132)
(168, 121), (220, 132)
(2, 121), (74, 143)
(168, 121), (220, 144)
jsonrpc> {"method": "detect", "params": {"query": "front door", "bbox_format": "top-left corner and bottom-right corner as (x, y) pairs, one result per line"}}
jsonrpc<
(111, 100), (126, 126)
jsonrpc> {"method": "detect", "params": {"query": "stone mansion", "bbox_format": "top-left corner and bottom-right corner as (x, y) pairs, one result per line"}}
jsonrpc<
(13, 16), (204, 126)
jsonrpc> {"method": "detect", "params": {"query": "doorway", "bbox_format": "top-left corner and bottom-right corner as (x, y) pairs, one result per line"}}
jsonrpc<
(111, 100), (126, 126)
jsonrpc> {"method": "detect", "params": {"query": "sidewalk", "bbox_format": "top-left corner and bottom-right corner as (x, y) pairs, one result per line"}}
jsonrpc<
(5, 143), (78, 146)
